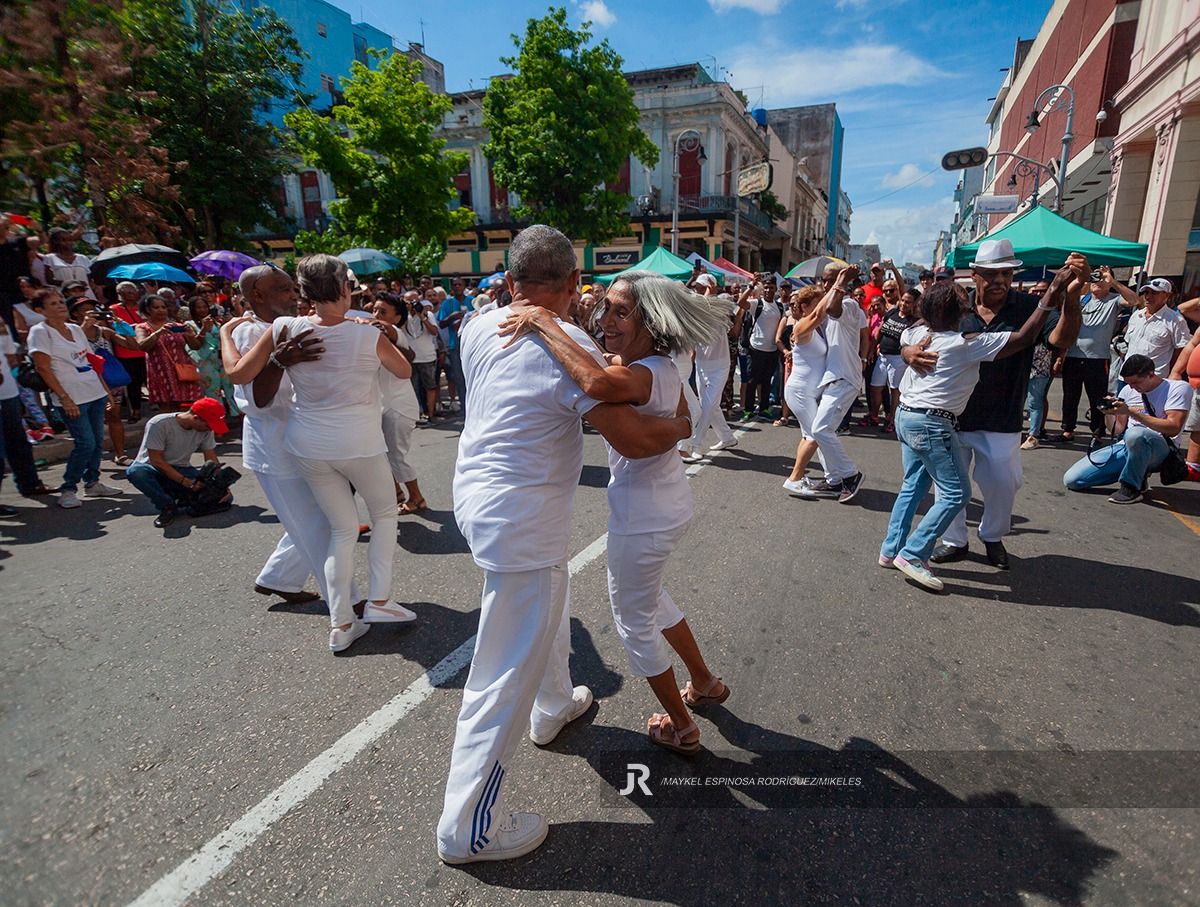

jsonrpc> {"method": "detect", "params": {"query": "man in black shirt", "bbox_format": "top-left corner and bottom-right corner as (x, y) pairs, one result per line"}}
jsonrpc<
(0, 216), (32, 334)
(905, 240), (1084, 568)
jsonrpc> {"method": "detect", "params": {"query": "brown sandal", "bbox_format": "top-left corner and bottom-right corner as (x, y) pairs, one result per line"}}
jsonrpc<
(647, 713), (700, 756)
(398, 498), (427, 515)
(681, 677), (730, 708)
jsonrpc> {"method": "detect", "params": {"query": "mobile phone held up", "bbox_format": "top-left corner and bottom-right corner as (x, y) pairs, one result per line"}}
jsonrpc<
(168, 324), (188, 333)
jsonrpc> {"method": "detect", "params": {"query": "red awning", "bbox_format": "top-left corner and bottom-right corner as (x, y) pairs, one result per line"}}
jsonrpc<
(712, 256), (754, 278)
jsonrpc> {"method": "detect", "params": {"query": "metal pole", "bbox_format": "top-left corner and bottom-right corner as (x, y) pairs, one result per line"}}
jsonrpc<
(733, 204), (740, 268)
(1057, 87), (1075, 213)
(671, 133), (680, 255)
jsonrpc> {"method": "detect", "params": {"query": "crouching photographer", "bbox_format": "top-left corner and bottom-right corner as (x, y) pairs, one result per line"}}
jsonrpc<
(1062, 354), (1193, 504)
(125, 397), (240, 527)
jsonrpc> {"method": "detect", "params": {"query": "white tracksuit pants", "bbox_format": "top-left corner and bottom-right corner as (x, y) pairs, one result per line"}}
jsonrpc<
(253, 471), (358, 605)
(437, 562), (577, 859)
(672, 352), (702, 452)
(940, 431), (1023, 546)
(690, 354), (735, 450)
(607, 525), (688, 678)
(811, 378), (860, 482)
(382, 408), (418, 484)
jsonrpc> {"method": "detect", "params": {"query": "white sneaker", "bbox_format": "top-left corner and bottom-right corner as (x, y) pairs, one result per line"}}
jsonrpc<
(894, 555), (945, 591)
(328, 620), (370, 652)
(782, 477), (810, 495)
(59, 491), (82, 509)
(1020, 436), (1039, 450)
(363, 600), (417, 623)
(84, 481), (121, 497)
(708, 438), (739, 451)
(529, 685), (593, 745)
(439, 812), (548, 864)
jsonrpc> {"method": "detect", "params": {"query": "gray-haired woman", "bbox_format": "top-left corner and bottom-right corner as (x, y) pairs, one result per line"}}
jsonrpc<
(228, 254), (416, 653)
(499, 271), (732, 756)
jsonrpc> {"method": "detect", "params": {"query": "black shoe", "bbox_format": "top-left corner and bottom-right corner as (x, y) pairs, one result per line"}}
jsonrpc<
(154, 505), (178, 528)
(254, 585), (320, 604)
(930, 543), (969, 564)
(0, 504), (19, 517)
(983, 539), (1010, 569)
(797, 478), (843, 499)
(1108, 483), (1143, 505)
(837, 471), (864, 503)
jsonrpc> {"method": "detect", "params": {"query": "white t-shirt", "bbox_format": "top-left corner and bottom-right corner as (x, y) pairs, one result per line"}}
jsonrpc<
(232, 317), (300, 477)
(1119, 377), (1193, 443)
(26, 321), (107, 406)
(14, 302), (45, 330)
(1124, 306), (1190, 376)
(898, 326), (1011, 414)
(403, 310), (439, 363)
(380, 332), (420, 421)
(749, 298), (784, 352)
(453, 306), (604, 572)
(0, 332), (19, 401)
(606, 355), (693, 535)
(43, 252), (92, 287)
(271, 316), (385, 460)
(820, 300), (867, 390)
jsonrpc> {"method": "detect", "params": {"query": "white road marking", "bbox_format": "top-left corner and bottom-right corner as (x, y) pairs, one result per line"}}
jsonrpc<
(127, 425), (747, 907)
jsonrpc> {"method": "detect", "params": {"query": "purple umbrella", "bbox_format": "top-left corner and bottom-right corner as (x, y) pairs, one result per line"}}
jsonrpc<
(190, 250), (262, 280)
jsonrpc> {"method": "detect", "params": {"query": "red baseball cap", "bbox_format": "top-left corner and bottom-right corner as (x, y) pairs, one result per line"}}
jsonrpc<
(190, 397), (229, 435)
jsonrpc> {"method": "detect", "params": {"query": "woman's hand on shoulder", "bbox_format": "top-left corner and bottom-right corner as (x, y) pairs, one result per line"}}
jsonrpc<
(498, 306), (553, 348)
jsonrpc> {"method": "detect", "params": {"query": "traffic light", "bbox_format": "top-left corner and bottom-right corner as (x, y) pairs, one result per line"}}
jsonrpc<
(941, 147), (988, 170)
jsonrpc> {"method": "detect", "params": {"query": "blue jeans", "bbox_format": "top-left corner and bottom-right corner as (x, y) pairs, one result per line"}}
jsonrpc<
(60, 397), (107, 491)
(1062, 424), (1169, 490)
(125, 462), (200, 512)
(882, 409), (969, 562)
(1026, 374), (1050, 437)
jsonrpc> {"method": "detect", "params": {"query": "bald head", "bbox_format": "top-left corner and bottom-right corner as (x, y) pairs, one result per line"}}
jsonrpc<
(240, 264), (298, 321)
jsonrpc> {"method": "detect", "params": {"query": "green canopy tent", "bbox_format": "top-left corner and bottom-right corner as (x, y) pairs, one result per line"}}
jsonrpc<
(594, 246), (693, 284)
(950, 206), (1149, 269)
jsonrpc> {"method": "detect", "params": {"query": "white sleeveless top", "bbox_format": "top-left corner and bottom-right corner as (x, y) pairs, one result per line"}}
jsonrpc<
(787, 325), (827, 390)
(606, 355), (693, 535)
(271, 316), (385, 460)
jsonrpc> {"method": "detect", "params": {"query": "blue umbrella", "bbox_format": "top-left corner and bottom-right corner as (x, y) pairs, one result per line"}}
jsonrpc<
(106, 262), (196, 284)
(482, 270), (506, 287)
(339, 248), (401, 275)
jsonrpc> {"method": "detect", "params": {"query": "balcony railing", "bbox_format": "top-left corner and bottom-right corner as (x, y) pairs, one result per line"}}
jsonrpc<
(629, 194), (775, 231)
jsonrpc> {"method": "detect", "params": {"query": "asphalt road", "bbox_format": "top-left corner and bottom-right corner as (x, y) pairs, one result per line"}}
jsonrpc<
(1, 397), (1197, 906)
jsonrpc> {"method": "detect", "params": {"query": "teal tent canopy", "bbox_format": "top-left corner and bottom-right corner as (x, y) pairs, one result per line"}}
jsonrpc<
(950, 207), (1148, 269)
(595, 246), (693, 284)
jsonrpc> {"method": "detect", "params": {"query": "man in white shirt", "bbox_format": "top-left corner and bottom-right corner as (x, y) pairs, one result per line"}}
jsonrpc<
(1124, 278), (1190, 377)
(437, 225), (693, 865)
(1063, 354), (1193, 503)
(798, 263), (868, 502)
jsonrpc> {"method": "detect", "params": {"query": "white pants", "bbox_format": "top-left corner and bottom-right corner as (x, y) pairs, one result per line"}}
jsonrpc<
(811, 379), (860, 482)
(941, 431), (1023, 546)
(607, 525), (688, 677)
(783, 375), (820, 439)
(690, 355), (734, 450)
(437, 562), (577, 859)
(382, 408), (418, 484)
(296, 454), (397, 627)
(255, 471), (333, 603)
(672, 352), (702, 452)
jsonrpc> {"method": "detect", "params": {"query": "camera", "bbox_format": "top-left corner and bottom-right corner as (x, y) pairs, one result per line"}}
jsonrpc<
(183, 462), (241, 516)
(1090, 271), (1103, 281)
(1098, 395), (1121, 411)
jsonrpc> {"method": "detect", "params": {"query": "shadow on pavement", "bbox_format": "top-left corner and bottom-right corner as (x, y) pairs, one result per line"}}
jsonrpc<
(393, 507), (470, 555)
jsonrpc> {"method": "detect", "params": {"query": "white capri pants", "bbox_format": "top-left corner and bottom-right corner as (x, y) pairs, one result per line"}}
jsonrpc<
(606, 522), (689, 677)
(783, 375), (820, 439)
(382, 408), (418, 484)
(690, 354), (734, 449)
(437, 561), (577, 860)
(296, 453), (397, 628)
(870, 353), (907, 388)
(940, 430), (1023, 546)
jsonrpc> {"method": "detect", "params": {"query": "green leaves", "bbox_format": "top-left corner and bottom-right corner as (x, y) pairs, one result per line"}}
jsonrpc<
(483, 6), (658, 244)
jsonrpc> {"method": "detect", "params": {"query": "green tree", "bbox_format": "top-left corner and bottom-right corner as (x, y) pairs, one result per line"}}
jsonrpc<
(757, 189), (788, 223)
(123, 0), (308, 250)
(292, 230), (443, 279)
(483, 7), (658, 244)
(285, 53), (473, 249)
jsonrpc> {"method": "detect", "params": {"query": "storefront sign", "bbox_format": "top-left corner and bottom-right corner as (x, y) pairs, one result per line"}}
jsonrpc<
(975, 195), (1019, 214)
(596, 250), (639, 267)
(737, 163), (772, 197)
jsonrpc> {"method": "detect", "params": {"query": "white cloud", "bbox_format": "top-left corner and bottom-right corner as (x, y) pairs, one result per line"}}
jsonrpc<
(708, 0), (786, 13)
(729, 44), (940, 107)
(580, 0), (617, 27)
(880, 163), (936, 190)
(851, 198), (956, 268)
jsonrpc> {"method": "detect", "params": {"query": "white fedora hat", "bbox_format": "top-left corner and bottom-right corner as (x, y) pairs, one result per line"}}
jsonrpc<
(970, 238), (1023, 270)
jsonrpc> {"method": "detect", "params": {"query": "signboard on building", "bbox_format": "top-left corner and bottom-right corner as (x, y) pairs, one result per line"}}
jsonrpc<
(595, 250), (640, 268)
(737, 163), (772, 197)
(975, 195), (1019, 215)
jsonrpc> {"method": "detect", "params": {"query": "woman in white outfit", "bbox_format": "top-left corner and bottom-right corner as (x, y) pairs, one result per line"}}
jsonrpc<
(230, 255), (416, 652)
(499, 271), (731, 756)
(371, 294), (427, 514)
(685, 274), (738, 457)
(782, 284), (833, 494)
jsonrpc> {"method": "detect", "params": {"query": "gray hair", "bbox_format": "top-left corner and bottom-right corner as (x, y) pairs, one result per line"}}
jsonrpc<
(296, 254), (348, 305)
(116, 281), (139, 294)
(508, 225), (577, 289)
(605, 271), (733, 355)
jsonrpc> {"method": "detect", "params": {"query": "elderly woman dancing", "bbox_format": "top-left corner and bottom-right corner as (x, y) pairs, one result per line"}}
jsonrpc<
(228, 254), (415, 653)
(499, 271), (731, 756)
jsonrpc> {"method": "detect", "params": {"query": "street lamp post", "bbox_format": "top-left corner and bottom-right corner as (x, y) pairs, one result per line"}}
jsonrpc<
(670, 129), (706, 255)
(991, 151), (1060, 210)
(1024, 83), (1075, 212)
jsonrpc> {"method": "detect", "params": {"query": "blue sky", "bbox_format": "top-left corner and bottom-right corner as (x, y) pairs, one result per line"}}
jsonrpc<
(327, 0), (1052, 265)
